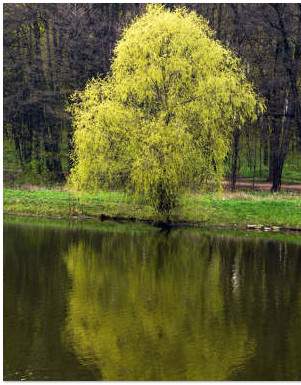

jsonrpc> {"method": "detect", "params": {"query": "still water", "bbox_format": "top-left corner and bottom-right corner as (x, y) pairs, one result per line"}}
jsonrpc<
(4, 217), (301, 380)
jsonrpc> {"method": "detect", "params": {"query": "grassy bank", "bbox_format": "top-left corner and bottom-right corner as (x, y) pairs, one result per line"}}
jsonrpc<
(4, 187), (301, 230)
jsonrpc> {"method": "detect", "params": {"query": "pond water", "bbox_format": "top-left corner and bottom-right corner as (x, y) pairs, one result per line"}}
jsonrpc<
(4, 217), (301, 380)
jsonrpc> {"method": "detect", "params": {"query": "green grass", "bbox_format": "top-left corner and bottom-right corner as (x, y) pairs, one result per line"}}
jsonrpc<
(4, 187), (301, 230)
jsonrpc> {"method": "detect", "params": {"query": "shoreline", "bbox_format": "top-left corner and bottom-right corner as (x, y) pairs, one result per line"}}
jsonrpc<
(4, 210), (301, 233)
(4, 187), (301, 233)
(4, 213), (301, 249)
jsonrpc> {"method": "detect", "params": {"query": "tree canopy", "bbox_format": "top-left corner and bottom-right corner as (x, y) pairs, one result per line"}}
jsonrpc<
(69, 5), (264, 213)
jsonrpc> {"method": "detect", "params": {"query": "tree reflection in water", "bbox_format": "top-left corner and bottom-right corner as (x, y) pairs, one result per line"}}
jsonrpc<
(63, 230), (259, 380)
(4, 220), (301, 380)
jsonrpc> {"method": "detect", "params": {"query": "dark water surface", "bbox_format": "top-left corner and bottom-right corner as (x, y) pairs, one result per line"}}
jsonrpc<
(4, 217), (301, 380)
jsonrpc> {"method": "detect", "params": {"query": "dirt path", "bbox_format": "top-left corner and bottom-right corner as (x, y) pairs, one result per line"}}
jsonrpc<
(223, 180), (301, 193)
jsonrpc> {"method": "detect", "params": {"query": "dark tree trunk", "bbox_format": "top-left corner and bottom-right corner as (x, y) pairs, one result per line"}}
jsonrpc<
(273, 4), (301, 141)
(269, 117), (283, 192)
(263, 137), (269, 167)
(45, 19), (54, 90)
(271, 157), (284, 192)
(268, 135), (274, 182)
(270, 93), (293, 192)
(230, 127), (240, 191)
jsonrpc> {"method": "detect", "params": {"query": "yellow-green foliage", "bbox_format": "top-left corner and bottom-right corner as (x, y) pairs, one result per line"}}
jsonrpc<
(69, 5), (264, 214)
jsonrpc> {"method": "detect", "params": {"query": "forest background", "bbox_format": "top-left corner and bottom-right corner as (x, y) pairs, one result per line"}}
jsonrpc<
(3, 4), (301, 192)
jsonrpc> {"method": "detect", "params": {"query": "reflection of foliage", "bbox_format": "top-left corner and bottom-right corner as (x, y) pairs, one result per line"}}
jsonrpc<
(4, 220), (301, 380)
(63, 232), (255, 380)
(4, 223), (96, 380)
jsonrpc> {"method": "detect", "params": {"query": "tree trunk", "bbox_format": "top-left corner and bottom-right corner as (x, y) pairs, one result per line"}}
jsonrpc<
(271, 156), (284, 192)
(270, 92), (293, 191)
(230, 127), (240, 191)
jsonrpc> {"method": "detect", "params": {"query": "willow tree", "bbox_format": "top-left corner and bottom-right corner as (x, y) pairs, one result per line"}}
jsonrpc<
(69, 4), (264, 214)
